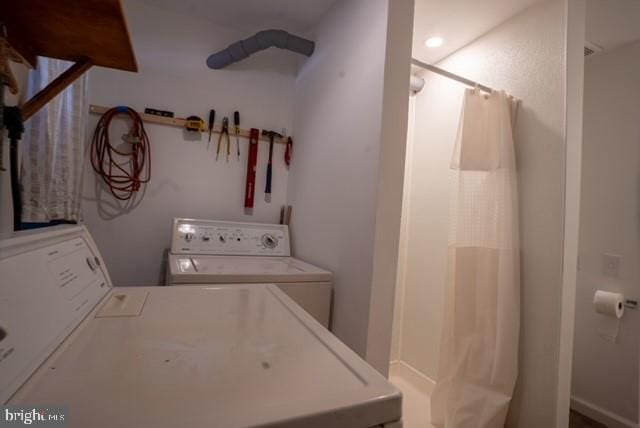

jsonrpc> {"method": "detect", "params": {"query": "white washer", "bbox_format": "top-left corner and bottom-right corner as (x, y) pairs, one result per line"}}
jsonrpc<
(166, 218), (332, 328)
(0, 225), (402, 427)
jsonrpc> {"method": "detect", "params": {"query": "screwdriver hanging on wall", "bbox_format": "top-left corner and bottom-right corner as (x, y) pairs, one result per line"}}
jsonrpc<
(234, 111), (241, 159)
(207, 109), (215, 149)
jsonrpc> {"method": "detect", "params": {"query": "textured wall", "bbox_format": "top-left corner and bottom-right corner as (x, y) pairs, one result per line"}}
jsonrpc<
(571, 41), (640, 424)
(395, 1), (567, 425)
(83, 0), (296, 285)
(286, 0), (389, 356)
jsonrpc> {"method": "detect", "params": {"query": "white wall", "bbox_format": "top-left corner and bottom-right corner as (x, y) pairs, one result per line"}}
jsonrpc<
(83, 0), (296, 285)
(571, 41), (640, 425)
(393, 1), (568, 426)
(390, 95), (417, 363)
(286, 0), (390, 356)
(365, 0), (414, 374)
(556, 0), (585, 424)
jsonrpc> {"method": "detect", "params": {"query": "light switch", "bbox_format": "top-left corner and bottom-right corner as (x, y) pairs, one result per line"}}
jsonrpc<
(602, 253), (621, 278)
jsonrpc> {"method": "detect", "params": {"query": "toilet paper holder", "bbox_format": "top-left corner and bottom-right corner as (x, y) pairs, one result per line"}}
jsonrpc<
(624, 299), (638, 310)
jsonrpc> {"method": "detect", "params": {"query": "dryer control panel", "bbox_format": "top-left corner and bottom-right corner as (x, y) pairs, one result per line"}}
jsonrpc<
(171, 219), (291, 256)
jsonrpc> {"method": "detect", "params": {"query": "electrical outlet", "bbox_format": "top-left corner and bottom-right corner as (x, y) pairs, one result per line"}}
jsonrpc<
(602, 253), (621, 278)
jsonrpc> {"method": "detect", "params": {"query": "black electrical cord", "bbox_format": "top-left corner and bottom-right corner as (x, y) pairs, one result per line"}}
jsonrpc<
(4, 106), (24, 231)
(90, 106), (151, 201)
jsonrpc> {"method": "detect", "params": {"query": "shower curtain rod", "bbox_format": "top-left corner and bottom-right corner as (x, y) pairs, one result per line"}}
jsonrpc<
(411, 58), (494, 94)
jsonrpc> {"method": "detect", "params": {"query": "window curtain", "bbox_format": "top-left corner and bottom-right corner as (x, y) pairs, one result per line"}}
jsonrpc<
(20, 57), (89, 223)
(431, 89), (520, 427)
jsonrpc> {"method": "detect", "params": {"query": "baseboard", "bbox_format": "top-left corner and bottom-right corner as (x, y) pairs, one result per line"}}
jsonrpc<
(571, 395), (638, 428)
(389, 360), (436, 395)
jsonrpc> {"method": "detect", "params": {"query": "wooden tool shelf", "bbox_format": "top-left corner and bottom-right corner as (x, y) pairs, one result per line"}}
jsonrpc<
(3, 0), (138, 120)
(89, 105), (289, 144)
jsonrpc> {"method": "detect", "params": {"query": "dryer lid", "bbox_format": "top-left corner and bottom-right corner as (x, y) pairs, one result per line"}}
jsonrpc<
(169, 254), (332, 283)
(11, 285), (401, 427)
(0, 225), (111, 403)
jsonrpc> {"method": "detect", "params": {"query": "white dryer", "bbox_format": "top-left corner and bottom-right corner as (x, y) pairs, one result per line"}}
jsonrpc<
(0, 225), (402, 427)
(166, 218), (332, 327)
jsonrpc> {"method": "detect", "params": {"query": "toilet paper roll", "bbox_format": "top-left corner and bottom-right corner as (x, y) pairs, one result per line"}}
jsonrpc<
(593, 290), (624, 318)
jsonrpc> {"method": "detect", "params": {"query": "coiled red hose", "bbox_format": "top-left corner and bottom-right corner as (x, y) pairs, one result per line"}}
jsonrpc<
(90, 107), (151, 201)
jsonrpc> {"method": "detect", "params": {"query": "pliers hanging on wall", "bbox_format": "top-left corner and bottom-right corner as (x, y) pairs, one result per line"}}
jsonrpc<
(216, 117), (230, 161)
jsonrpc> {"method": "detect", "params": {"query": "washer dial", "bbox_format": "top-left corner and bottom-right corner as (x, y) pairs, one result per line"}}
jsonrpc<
(261, 233), (278, 249)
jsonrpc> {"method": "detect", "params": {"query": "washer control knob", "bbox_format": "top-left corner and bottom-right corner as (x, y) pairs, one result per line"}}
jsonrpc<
(202, 236), (210, 241)
(219, 235), (226, 243)
(184, 233), (193, 242)
(262, 234), (278, 249)
(86, 257), (97, 272)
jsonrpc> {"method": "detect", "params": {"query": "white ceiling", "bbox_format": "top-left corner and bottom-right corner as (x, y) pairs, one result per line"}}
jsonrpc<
(586, 0), (640, 51)
(412, 0), (544, 64)
(412, 0), (640, 65)
(143, 0), (338, 34)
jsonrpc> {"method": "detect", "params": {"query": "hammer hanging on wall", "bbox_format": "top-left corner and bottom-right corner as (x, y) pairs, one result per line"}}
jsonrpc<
(261, 129), (282, 195)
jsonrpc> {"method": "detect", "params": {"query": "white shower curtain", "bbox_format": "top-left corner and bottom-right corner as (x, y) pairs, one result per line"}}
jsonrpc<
(20, 57), (89, 223)
(431, 89), (520, 428)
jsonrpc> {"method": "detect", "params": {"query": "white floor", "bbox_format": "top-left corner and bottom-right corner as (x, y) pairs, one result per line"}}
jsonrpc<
(389, 361), (436, 428)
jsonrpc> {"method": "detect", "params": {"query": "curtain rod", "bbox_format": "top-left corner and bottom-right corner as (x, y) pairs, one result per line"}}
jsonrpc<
(411, 58), (494, 94)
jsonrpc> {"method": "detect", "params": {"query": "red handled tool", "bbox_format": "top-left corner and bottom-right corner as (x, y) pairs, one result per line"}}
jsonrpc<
(244, 128), (259, 208)
(284, 137), (293, 167)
